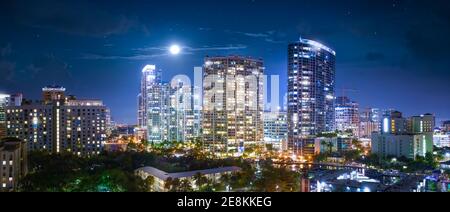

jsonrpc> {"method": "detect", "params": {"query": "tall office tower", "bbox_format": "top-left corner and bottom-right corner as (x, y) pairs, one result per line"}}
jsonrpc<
(0, 137), (28, 192)
(263, 111), (288, 152)
(359, 108), (381, 138)
(6, 86), (108, 157)
(203, 56), (264, 156)
(335, 96), (360, 137)
(287, 38), (336, 156)
(0, 94), (10, 139)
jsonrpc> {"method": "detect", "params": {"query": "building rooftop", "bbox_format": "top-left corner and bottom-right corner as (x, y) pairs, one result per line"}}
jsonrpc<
(0, 138), (25, 151)
(296, 38), (336, 56)
(136, 166), (242, 181)
(42, 85), (66, 91)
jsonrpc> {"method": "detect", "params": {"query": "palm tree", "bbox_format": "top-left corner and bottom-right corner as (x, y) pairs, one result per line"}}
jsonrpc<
(193, 173), (208, 189)
(170, 178), (181, 192)
(164, 177), (174, 191)
(180, 179), (193, 192)
(145, 176), (155, 192)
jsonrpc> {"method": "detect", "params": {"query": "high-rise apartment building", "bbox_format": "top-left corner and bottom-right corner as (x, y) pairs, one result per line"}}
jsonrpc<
(6, 86), (108, 156)
(166, 83), (201, 142)
(138, 65), (201, 143)
(287, 38), (336, 156)
(0, 94), (9, 139)
(0, 137), (28, 192)
(203, 56), (264, 156)
(335, 96), (360, 137)
(137, 65), (166, 143)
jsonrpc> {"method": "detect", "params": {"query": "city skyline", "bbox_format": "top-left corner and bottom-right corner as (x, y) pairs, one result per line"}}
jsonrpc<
(1, 0), (450, 125)
(1, 0), (450, 194)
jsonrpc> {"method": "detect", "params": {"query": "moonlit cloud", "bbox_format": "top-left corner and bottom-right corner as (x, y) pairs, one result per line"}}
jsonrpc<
(80, 44), (248, 60)
(80, 53), (171, 60)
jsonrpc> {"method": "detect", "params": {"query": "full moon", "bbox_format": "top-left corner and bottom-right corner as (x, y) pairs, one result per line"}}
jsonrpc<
(169, 45), (181, 55)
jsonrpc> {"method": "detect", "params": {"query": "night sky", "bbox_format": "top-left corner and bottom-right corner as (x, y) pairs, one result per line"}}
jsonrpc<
(1, 0), (449, 124)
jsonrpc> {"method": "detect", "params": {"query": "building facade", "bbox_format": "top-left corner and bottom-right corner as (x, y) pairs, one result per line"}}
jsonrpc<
(287, 38), (336, 156)
(335, 96), (360, 137)
(0, 137), (28, 192)
(372, 111), (434, 159)
(371, 134), (430, 160)
(138, 65), (164, 143)
(203, 56), (264, 156)
(359, 108), (381, 139)
(443, 121), (450, 132)
(263, 111), (288, 152)
(0, 94), (9, 139)
(138, 65), (202, 144)
(434, 131), (450, 148)
(6, 86), (108, 156)
(136, 166), (241, 192)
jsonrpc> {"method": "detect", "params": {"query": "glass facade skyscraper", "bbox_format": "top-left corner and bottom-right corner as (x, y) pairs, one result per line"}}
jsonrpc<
(138, 65), (201, 143)
(287, 38), (336, 156)
(138, 65), (167, 143)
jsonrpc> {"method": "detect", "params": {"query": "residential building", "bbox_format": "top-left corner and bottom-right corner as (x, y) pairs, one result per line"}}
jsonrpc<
(371, 134), (430, 160)
(287, 38), (336, 156)
(359, 108), (381, 138)
(202, 56), (264, 156)
(6, 86), (108, 156)
(0, 137), (28, 192)
(371, 112), (434, 159)
(0, 94), (9, 139)
(138, 65), (165, 143)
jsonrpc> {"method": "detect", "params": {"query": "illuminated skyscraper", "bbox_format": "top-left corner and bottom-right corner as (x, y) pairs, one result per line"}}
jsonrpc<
(138, 65), (201, 143)
(287, 38), (336, 156)
(335, 96), (360, 137)
(0, 94), (10, 139)
(203, 56), (264, 156)
(137, 65), (165, 143)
